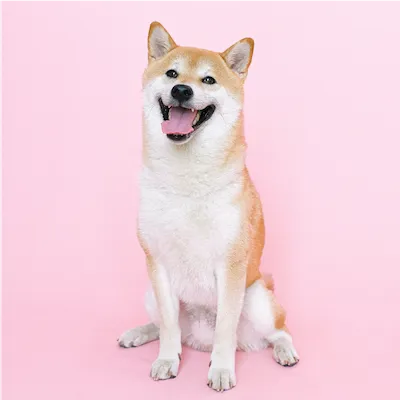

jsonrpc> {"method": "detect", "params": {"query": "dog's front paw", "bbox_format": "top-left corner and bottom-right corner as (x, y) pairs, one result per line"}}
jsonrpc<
(207, 367), (236, 392)
(150, 357), (180, 380)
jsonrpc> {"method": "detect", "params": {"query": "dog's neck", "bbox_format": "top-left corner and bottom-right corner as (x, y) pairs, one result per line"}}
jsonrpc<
(141, 117), (247, 198)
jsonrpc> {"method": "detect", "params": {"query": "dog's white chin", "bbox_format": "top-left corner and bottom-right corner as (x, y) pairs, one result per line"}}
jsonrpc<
(166, 131), (196, 146)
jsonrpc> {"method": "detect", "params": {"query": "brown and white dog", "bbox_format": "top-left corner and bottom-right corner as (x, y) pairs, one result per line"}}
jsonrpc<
(118, 22), (299, 391)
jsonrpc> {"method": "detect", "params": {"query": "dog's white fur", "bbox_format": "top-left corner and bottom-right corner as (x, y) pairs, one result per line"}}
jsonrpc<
(119, 22), (299, 391)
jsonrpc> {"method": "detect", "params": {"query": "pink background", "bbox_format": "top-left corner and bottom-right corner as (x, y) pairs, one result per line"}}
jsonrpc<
(3, 2), (400, 399)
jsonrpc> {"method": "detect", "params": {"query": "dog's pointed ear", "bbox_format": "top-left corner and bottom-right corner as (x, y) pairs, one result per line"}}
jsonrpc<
(221, 38), (254, 79)
(148, 22), (177, 63)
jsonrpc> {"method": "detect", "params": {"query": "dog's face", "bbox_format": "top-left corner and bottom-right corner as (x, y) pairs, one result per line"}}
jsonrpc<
(142, 22), (254, 146)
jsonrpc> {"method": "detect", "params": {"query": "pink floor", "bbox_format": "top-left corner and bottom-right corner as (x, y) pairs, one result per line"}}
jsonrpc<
(3, 275), (398, 400)
(3, 2), (400, 399)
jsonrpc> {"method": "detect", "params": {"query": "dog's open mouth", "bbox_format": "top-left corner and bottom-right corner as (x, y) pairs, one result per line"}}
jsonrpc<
(159, 99), (216, 143)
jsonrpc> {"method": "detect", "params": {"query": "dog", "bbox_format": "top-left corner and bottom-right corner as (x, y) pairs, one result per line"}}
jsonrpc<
(118, 21), (299, 391)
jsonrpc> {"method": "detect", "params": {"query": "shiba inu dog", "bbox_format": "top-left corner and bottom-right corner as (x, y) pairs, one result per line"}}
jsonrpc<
(118, 21), (299, 391)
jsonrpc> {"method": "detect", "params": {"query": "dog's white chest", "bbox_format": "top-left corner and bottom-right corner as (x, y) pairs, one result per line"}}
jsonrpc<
(138, 173), (241, 307)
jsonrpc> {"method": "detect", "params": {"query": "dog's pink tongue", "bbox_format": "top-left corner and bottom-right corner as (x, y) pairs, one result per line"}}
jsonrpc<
(162, 107), (196, 135)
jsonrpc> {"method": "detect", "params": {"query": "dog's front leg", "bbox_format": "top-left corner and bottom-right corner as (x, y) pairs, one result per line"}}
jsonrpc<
(148, 258), (181, 380)
(208, 263), (246, 391)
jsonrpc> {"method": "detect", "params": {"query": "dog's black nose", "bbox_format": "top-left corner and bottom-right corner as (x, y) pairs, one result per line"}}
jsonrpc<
(171, 84), (193, 103)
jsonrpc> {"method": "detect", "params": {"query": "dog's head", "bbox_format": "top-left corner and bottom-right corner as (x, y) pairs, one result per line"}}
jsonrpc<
(142, 22), (254, 146)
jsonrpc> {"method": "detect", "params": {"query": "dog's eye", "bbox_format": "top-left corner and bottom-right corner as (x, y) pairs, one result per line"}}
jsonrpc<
(202, 76), (216, 85)
(166, 69), (178, 79)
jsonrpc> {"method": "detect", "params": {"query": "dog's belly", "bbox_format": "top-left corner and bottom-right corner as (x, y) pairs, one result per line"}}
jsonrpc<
(138, 181), (241, 308)
(142, 213), (233, 308)
(168, 256), (218, 308)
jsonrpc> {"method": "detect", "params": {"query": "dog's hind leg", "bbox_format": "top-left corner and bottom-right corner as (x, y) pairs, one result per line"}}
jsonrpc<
(118, 323), (159, 348)
(238, 279), (299, 367)
(118, 286), (160, 348)
(267, 327), (299, 367)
